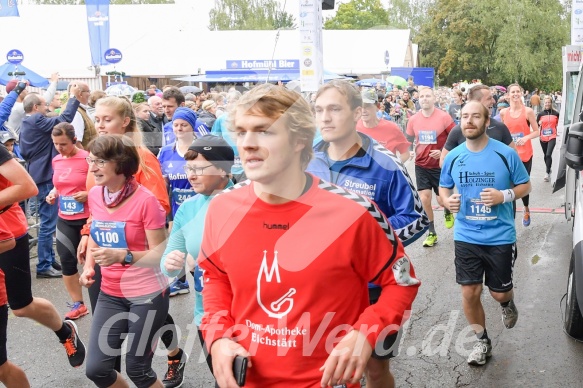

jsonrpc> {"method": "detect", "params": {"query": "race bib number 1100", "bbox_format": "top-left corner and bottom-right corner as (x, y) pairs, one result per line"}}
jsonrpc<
(90, 220), (129, 249)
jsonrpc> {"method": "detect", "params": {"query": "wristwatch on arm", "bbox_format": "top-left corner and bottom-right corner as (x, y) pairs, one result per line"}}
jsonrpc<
(122, 249), (133, 266)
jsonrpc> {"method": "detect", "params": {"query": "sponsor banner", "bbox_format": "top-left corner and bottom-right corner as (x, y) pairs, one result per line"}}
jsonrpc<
(572, 0), (583, 45)
(226, 59), (299, 70)
(104, 48), (123, 64)
(6, 49), (23, 65)
(299, 0), (323, 92)
(0, 0), (19, 17)
(563, 45), (583, 72)
(86, 0), (110, 66)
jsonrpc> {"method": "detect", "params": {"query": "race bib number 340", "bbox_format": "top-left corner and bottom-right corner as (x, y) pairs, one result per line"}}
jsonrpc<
(90, 220), (129, 249)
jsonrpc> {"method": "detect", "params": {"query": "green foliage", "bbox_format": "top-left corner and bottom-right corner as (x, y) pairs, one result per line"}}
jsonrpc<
(418, 0), (569, 90)
(324, 0), (389, 30)
(386, 0), (433, 39)
(132, 92), (146, 103)
(209, 0), (295, 30)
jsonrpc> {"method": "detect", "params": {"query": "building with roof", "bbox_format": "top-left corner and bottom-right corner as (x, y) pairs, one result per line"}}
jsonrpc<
(0, 3), (415, 89)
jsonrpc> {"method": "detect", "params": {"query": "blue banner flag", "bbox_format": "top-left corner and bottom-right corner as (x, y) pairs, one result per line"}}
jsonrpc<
(0, 0), (19, 17)
(85, 0), (110, 66)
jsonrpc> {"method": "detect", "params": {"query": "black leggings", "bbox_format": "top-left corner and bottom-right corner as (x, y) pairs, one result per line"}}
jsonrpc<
(56, 218), (86, 276)
(522, 158), (532, 207)
(540, 138), (556, 174)
(85, 290), (169, 388)
(88, 264), (178, 352)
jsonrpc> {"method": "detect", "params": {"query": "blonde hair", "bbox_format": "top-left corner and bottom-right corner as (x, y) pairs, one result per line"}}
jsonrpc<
(230, 84), (316, 168)
(316, 80), (362, 110)
(95, 96), (154, 177)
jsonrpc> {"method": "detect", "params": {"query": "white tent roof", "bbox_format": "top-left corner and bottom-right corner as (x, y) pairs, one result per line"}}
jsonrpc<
(0, 4), (412, 78)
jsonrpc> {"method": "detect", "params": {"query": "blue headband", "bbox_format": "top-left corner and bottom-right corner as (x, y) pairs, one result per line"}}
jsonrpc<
(172, 107), (198, 131)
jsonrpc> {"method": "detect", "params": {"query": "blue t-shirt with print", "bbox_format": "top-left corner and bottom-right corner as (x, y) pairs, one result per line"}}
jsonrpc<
(157, 143), (195, 216)
(440, 139), (529, 245)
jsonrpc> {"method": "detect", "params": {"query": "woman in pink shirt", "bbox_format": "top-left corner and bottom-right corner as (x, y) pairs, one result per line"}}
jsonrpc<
(46, 123), (90, 321)
(80, 135), (168, 388)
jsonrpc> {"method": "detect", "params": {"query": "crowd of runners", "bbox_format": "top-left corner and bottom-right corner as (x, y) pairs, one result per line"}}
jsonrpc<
(0, 74), (557, 387)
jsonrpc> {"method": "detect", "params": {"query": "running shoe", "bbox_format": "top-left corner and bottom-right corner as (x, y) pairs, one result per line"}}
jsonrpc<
(169, 279), (190, 297)
(163, 352), (189, 388)
(544, 173), (550, 182)
(467, 338), (492, 366)
(61, 320), (86, 368)
(422, 232), (438, 247)
(522, 210), (531, 227)
(501, 299), (519, 329)
(444, 212), (455, 229)
(65, 302), (89, 320)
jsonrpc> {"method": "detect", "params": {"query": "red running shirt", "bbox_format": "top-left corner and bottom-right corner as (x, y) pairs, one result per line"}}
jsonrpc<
(199, 177), (419, 388)
(357, 119), (411, 155)
(406, 108), (455, 169)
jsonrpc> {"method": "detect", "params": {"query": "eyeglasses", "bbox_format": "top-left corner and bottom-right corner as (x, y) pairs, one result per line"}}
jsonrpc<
(85, 157), (108, 168)
(183, 164), (215, 175)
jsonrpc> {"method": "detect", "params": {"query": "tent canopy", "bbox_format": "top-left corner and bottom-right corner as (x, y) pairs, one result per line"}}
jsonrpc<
(0, 62), (49, 87)
(174, 69), (349, 83)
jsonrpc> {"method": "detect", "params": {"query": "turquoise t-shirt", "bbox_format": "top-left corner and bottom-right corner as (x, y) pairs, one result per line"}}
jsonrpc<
(440, 139), (529, 245)
(211, 115), (243, 176)
(160, 180), (234, 326)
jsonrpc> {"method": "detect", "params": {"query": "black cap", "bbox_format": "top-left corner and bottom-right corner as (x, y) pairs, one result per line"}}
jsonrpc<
(188, 135), (235, 173)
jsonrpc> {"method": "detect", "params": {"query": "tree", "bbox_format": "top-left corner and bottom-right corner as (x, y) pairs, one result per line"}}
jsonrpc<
(324, 0), (389, 30)
(417, 0), (568, 90)
(386, 0), (433, 39)
(209, 0), (295, 31)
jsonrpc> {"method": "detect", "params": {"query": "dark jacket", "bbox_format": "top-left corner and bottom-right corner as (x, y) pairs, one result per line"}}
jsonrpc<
(20, 97), (80, 184)
(148, 111), (168, 133)
(138, 117), (162, 156)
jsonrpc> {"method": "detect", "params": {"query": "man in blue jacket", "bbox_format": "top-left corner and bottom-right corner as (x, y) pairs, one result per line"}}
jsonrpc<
(20, 84), (81, 278)
(307, 80), (428, 388)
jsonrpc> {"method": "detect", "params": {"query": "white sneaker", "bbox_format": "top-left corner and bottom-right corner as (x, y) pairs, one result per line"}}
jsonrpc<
(467, 338), (492, 366)
(544, 173), (550, 182)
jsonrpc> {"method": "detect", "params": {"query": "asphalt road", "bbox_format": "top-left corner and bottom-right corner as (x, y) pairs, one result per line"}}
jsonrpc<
(11, 142), (583, 387)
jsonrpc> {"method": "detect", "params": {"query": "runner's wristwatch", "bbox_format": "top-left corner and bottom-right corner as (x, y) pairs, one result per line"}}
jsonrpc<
(122, 250), (133, 266)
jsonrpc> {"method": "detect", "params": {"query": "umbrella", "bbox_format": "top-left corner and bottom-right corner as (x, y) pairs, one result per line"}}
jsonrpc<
(0, 62), (49, 88)
(494, 85), (507, 92)
(285, 80), (301, 93)
(105, 83), (137, 97)
(355, 78), (386, 87)
(385, 76), (408, 88)
(179, 85), (202, 94)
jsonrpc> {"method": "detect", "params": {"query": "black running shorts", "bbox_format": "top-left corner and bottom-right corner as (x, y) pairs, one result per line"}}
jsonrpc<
(454, 241), (517, 293)
(0, 305), (7, 366)
(415, 165), (441, 195)
(0, 235), (33, 310)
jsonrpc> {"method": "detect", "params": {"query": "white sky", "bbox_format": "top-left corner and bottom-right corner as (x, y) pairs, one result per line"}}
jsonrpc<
(194, 0), (342, 21)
